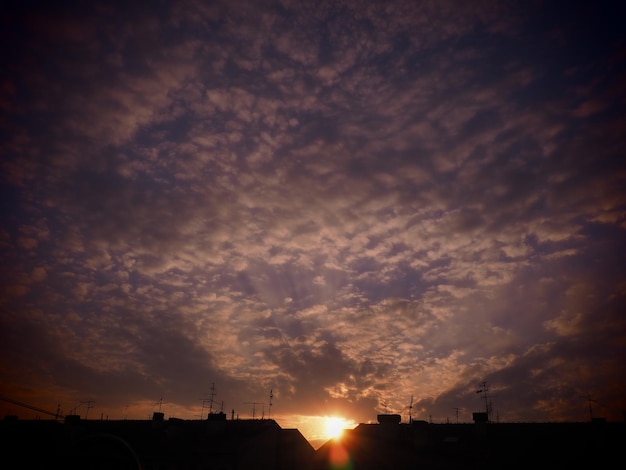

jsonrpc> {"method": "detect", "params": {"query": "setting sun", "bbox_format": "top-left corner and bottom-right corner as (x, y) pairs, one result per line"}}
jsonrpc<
(324, 416), (351, 439)
(280, 415), (358, 448)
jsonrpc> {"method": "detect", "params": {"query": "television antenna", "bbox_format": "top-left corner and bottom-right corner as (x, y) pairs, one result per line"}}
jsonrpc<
(476, 381), (492, 422)
(409, 396), (413, 424)
(452, 407), (460, 423)
(153, 397), (168, 413)
(268, 389), (273, 419)
(583, 392), (616, 421)
(200, 383), (217, 418)
(208, 382), (216, 415)
(244, 402), (265, 419)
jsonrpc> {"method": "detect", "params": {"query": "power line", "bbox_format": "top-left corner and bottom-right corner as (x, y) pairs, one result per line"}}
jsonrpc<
(0, 396), (62, 419)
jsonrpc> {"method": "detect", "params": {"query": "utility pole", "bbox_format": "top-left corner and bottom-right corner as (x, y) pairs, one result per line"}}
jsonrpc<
(80, 399), (95, 420)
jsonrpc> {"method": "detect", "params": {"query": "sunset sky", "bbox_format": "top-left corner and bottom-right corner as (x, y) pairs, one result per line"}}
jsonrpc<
(1, 0), (625, 446)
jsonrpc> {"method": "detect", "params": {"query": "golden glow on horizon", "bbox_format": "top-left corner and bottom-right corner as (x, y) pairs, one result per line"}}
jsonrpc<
(275, 414), (358, 447)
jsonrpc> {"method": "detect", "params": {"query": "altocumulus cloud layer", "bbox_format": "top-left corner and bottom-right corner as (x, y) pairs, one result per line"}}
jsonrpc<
(1, 0), (625, 434)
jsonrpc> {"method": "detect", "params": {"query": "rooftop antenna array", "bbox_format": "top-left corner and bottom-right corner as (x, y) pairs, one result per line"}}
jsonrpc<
(452, 407), (460, 423)
(476, 381), (492, 422)
(208, 382), (216, 415)
(244, 402), (265, 419)
(152, 397), (168, 415)
(154, 398), (163, 412)
(200, 383), (217, 419)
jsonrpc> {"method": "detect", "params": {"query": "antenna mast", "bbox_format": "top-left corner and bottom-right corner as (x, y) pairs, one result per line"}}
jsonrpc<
(586, 392), (594, 421)
(453, 407), (460, 423)
(476, 381), (492, 422)
(269, 389), (273, 419)
(208, 382), (216, 415)
(200, 383), (218, 419)
(244, 402), (265, 419)
(409, 396), (413, 424)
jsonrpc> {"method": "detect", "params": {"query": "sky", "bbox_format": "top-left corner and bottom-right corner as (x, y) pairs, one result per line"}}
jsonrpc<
(1, 0), (625, 446)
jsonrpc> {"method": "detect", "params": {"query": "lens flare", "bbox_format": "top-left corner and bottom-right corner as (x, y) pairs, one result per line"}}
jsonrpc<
(329, 442), (352, 470)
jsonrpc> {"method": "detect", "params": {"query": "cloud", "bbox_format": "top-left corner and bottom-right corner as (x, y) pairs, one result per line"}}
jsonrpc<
(1, 0), (625, 431)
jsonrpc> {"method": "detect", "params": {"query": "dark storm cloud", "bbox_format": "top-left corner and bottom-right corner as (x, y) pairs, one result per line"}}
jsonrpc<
(1, 0), (625, 431)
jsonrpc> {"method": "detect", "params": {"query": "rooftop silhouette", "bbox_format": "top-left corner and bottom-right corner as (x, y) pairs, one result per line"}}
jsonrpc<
(1, 411), (624, 469)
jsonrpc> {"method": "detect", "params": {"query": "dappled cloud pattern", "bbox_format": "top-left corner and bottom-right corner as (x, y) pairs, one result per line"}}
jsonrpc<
(1, 0), (625, 434)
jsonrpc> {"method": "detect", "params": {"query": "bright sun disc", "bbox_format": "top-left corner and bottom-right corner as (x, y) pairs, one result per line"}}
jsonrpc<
(324, 417), (347, 439)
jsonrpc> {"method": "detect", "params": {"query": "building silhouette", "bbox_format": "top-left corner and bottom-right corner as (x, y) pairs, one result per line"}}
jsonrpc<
(1, 411), (624, 469)
(1, 412), (317, 469)
(315, 413), (625, 469)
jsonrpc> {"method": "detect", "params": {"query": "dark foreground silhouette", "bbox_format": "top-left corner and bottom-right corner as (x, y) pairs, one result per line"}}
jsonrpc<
(1, 412), (623, 469)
